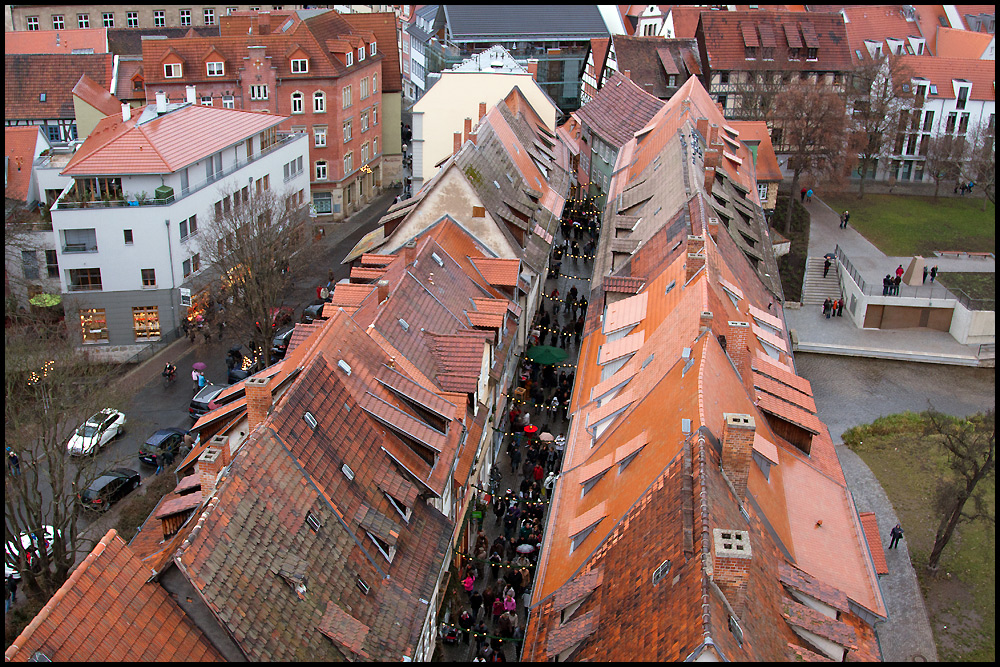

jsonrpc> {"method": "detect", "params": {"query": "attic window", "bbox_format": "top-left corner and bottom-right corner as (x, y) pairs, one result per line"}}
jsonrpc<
(665, 280), (676, 294)
(39, 93), (47, 102)
(642, 353), (654, 369)
(367, 531), (396, 562)
(291, 58), (309, 73)
(207, 61), (224, 76)
(729, 616), (744, 646)
(493, 180), (501, 189)
(356, 577), (370, 595)
(431, 252), (444, 266)
(581, 470), (609, 496)
(929, 84), (938, 95)
(304, 411), (319, 430)
(385, 492), (412, 522)
(681, 418), (692, 434)
(570, 523), (599, 553)
(305, 511), (321, 532)
(338, 359), (352, 375)
(341, 463), (355, 480)
(651, 559), (672, 586)
(164, 63), (182, 78)
(398, 318), (410, 331)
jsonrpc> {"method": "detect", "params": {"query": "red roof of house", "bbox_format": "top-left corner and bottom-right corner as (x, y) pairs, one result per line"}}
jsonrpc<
(61, 103), (287, 175)
(668, 6), (708, 38)
(4, 27), (108, 55)
(4, 126), (44, 201)
(576, 71), (665, 148)
(340, 11), (403, 92)
(858, 512), (889, 575)
(728, 121), (783, 182)
(933, 26), (994, 59)
(5, 53), (114, 121)
(469, 257), (520, 286)
(696, 11), (852, 72)
(4, 530), (224, 662)
(71, 73), (121, 117)
(900, 55), (996, 101)
(843, 5), (923, 63)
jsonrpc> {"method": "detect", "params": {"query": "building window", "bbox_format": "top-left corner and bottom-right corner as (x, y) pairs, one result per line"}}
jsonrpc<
(371, 42), (377, 56)
(207, 61), (224, 76)
(315, 161), (328, 180)
(314, 126), (327, 147)
(361, 111), (369, 132)
(922, 110), (934, 132)
(359, 47), (365, 61)
(806, 47), (818, 60)
(164, 63), (182, 78)
(180, 214), (198, 240)
(956, 87), (969, 111)
(80, 308), (108, 344)
(182, 253), (201, 278)
(102, 12), (114, 28)
(344, 152), (353, 174)
(372, 105), (377, 125)
(222, 95), (235, 109)
(291, 91), (304, 114)
(204, 8), (216, 25)
(250, 85), (268, 100)
(26, 16), (39, 30)
(946, 113), (957, 133)
(313, 191), (332, 214)
(360, 77), (370, 99)
(154, 10), (165, 27)
(757, 183), (768, 202)
(50, 15), (65, 30)
(343, 85), (352, 108)
(343, 119), (352, 142)
(180, 9), (191, 26)
(21, 251), (40, 280)
(68, 268), (102, 292)
(373, 136), (378, 155)
(62, 228), (98, 253)
(78, 13), (90, 29)
(127, 11), (138, 28)
(361, 142), (369, 163)
(291, 58), (309, 73)
(43, 250), (59, 278)
(124, 229), (134, 244)
(201, 96), (213, 106)
(141, 268), (156, 287)
(133, 306), (161, 340)
(905, 134), (918, 155)
(346, 51), (353, 67)
(313, 91), (326, 113)
(958, 113), (970, 134)
(226, 7), (238, 16)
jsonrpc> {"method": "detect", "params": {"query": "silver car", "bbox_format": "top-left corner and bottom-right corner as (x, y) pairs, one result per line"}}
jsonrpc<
(66, 408), (127, 456)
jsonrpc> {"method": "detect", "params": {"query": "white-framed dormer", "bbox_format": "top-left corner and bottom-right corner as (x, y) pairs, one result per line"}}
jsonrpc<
(291, 57), (309, 74)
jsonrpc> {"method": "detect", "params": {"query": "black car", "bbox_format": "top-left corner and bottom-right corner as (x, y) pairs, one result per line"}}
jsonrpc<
(189, 384), (225, 419)
(77, 468), (140, 511)
(300, 303), (327, 324)
(226, 345), (265, 384)
(138, 427), (189, 465)
(269, 325), (295, 363)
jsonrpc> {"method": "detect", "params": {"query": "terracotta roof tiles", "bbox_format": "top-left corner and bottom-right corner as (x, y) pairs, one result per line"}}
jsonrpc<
(71, 73), (122, 117)
(899, 56), (996, 101)
(469, 257), (520, 287)
(858, 512), (889, 575)
(602, 275), (645, 294)
(5, 53), (114, 121)
(753, 372), (817, 413)
(4, 126), (43, 201)
(340, 12), (402, 92)
(4, 27), (109, 55)
(934, 26), (994, 59)
(755, 390), (823, 434)
(576, 71), (665, 148)
(782, 599), (859, 648)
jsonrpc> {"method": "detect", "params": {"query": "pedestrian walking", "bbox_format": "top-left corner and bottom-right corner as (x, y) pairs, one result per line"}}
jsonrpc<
(548, 395), (559, 419)
(805, 188), (813, 202)
(491, 595), (504, 627)
(155, 454), (164, 476)
(888, 523), (904, 549)
(192, 368), (201, 393)
(8, 450), (20, 476)
(7, 573), (18, 611)
(800, 186), (807, 202)
(462, 570), (477, 601)
(543, 471), (556, 498)
(823, 258), (831, 278)
(930, 265), (938, 283)
(198, 371), (208, 389)
(822, 298), (832, 319)
(842, 210), (850, 228)
(837, 299), (844, 317)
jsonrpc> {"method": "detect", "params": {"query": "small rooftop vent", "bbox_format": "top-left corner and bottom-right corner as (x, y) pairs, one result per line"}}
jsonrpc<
(652, 559), (672, 586)
(341, 463), (355, 480)
(398, 318), (410, 331)
(303, 411), (318, 430)
(431, 252), (444, 266)
(337, 360), (352, 375)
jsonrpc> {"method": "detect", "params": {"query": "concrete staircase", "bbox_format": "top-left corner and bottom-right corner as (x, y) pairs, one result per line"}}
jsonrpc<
(801, 256), (843, 306)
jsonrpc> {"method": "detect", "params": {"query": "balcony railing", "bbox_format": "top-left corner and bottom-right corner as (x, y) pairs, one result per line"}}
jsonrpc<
(54, 132), (305, 211)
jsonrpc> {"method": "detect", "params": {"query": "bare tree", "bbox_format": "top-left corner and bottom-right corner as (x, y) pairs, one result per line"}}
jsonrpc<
(5, 322), (133, 599)
(961, 125), (996, 209)
(847, 53), (915, 199)
(773, 86), (848, 234)
(924, 409), (995, 573)
(922, 134), (968, 200)
(200, 181), (313, 360)
(735, 62), (785, 121)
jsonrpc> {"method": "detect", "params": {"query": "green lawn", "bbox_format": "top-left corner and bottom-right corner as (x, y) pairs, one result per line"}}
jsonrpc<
(937, 272), (996, 311)
(823, 194), (995, 257)
(843, 412), (995, 662)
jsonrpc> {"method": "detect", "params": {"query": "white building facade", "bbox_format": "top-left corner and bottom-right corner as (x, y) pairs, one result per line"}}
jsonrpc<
(51, 99), (309, 360)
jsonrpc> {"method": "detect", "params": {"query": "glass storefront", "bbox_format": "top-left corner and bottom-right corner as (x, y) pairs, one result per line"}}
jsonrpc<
(80, 308), (108, 344)
(132, 306), (161, 341)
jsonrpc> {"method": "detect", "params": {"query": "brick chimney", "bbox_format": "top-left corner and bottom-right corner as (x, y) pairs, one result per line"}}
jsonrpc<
(377, 278), (390, 304)
(721, 413), (755, 500)
(209, 434), (231, 467)
(245, 375), (273, 432)
(622, 69), (632, 80)
(454, 131), (462, 155)
(526, 59), (539, 81)
(707, 217), (720, 241)
(686, 235), (706, 282)
(712, 528), (752, 612)
(198, 446), (225, 493)
(727, 321), (751, 386)
(403, 239), (417, 266)
(696, 117), (709, 140)
(699, 311), (713, 333)
(479, 102), (487, 121)
(704, 166), (716, 195)
(464, 117), (472, 143)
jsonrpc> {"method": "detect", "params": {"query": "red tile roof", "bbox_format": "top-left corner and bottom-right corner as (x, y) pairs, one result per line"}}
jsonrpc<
(4, 530), (224, 662)
(842, 5), (921, 64)
(340, 12), (402, 93)
(61, 103), (287, 176)
(4, 27), (108, 55)
(668, 6), (708, 38)
(576, 71), (665, 148)
(72, 73), (122, 117)
(469, 256), (521, 287)
(5, 53), (114, 121)
(728, 121), (783, 182)
(934, 26), (993, 59)
(4, 126), (44, 201)
(900, 55), (996, 101)
(603, 275), (645, 294)
(858, 512), (889, 575)
(697, 11), (852, 72)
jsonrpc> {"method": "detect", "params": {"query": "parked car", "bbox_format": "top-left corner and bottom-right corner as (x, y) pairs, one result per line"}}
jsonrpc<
(255, 306), (294, 332)
(77, 468), (141, 511)
(269, 325), (295, 363)
(300, 302), (327, 324)
(226, 345), (265, 384)
(5, 525), (60, 580)
(66, 408), (126, 456)
(189, 384), (225, 420)
(138, 427), (190, 466)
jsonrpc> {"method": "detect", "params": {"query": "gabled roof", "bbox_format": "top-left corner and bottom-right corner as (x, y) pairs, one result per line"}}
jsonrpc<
(339, 11), (403, 91)
(606, 35), (702, 98)
(5, 53), (114, 121)
(4, 126), (45, 202)
(899, 56), (996, 101)
(4, 530), (225, 662)
(696, 11), (853, 72)
(843, 5), (923, 64)
(72, 73), (122, 117)
(442, 5), (610, 41)
(933, 26), (994, 59)
(667, 6), (708, 39)
(107, 26), (221, 56)
(576, 71), (665, 148)
(61, 103), (287, 176)
(5, 27), (108, 55)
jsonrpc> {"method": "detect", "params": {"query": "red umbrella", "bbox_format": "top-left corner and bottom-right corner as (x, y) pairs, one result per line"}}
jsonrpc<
(524, 425), (538, 434)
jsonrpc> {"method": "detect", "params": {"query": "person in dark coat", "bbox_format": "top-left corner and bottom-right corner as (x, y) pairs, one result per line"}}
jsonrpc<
(930, 265), (938, 282)
(470, 589), (484, 621)
(823, 258), (831, 278)
(889, 523), (904, 549)
(837, 299), (844, 317)
(822, 298), (832, 319)
(882, 275), (891, 296)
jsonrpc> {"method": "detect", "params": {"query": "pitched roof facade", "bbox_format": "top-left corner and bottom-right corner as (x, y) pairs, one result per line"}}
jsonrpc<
(576, 71), (665, 148)
(605, 35), (703, 99)
(5, 53), (114, 121)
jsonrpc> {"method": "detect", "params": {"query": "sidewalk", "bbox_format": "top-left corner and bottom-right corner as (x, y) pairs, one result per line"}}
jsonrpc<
(784, 196), (992, 366)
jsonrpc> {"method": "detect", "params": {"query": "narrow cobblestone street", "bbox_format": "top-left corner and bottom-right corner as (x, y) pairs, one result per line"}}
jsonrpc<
(436, 206), (600, 661)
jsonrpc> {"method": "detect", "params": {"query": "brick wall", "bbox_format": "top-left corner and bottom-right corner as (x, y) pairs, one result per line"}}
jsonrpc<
(721, 413), (755, 500)
(245, 375), (273, 431)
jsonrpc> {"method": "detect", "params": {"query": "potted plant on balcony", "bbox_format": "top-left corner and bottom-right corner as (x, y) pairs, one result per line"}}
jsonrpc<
(134, 191), (150, 206)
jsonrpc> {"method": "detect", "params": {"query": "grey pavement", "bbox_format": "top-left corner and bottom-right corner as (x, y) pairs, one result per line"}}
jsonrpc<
(784, 195), (993, 365)
(786, 194), (996, 663)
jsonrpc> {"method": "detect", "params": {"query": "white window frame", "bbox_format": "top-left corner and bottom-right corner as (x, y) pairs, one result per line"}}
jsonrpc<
(52, 15), (65, 30)
(154, 10), (165, 27)
(200, 96), (213, 106)
(361, 142), (369, 163)
(222, 95), (235, 109)
(372, 73), (378, 93)
(373, 136), (378, 155)
(343, 85), (352, 108)
(164, 63), (183, 78)
(180, 9), (191, 26)
(291, 58), (309, 73)
(360, 77), (369, 99)
(26, 16), (40, 30)
(314, 126), (327, 147)
(102, 12), (114, 28)
(360, 111), (368, 132)
(315, 161), (328, 181)
(313, 91), (326, 113)
(343, 119), (352, 142)
(291, 91), (304, 114)
(250, 84), (269, 100)
(359, 47), (366, 61)
(127, 11), (138, 28)
(346, 51), (353, 66)
(371, 42), (377, 56)
(78, 13), (90, 29)
(344, 152), (353, 174)
(204, 8), (216, 25)
(206, 61), (225, 76)
(372, 105), (377, 125)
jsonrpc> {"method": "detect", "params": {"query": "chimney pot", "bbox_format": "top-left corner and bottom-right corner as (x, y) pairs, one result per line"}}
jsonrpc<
(464, 117), (472, 144)
(721, 413), (755, 500)
(479, 102), (487, 121)
(454, 131), (463, 155)
(198, 446), (225, 493)
(121, 102), (131, 122)
(186, 85), (197, 105)
(727, 321), (751, 387)
(155, 90), (167, 114)
(209, 434), (231, 467)
(245, 375), (273, 431)
(699, 310), (713, 333)
(712, 527), (752, 612)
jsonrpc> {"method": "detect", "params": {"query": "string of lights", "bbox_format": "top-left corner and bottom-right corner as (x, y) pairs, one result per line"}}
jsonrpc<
(440, 622), (525, 644)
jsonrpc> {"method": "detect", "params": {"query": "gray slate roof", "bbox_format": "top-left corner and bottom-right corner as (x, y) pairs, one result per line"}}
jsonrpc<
(443, 5), (609, 41)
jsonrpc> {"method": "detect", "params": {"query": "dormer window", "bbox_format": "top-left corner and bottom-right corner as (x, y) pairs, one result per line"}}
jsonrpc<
(806, 47), (818, 60)
(207, 61), (224, 76)
(367, 532), (396, 563)
(291, 58), (308, 73)
(370, 41), (377, 56)
(164, 63), (182, 78)
(346, 51), (353, 66)
(358, 47), (365, 61)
